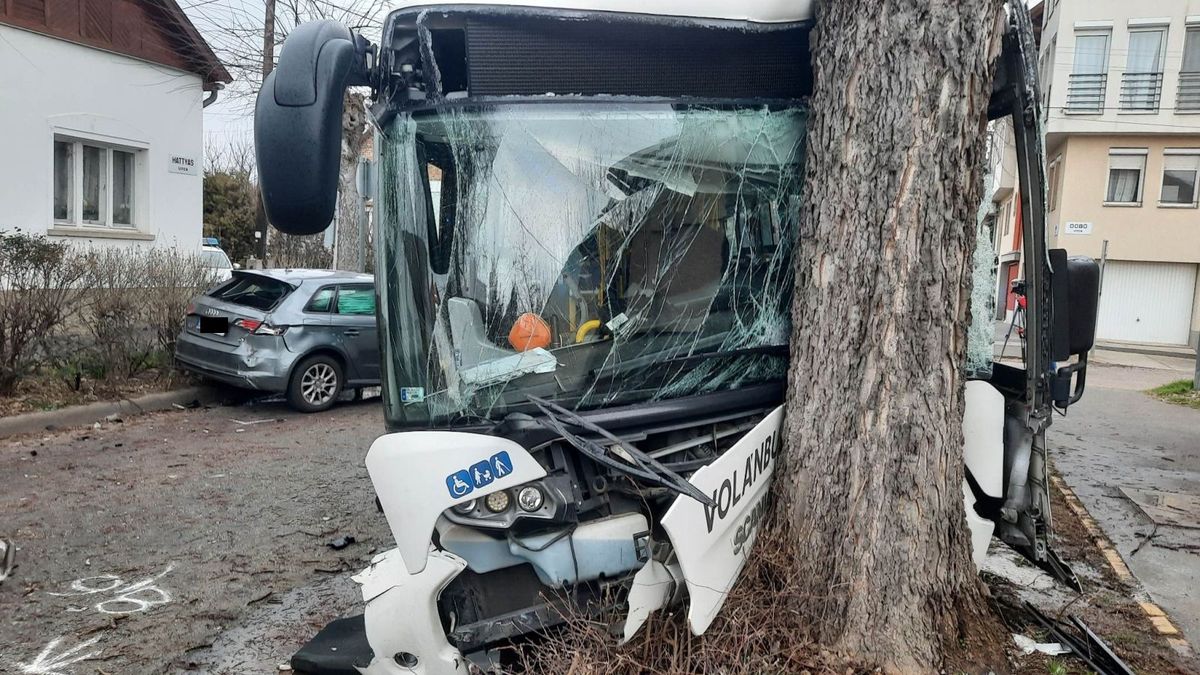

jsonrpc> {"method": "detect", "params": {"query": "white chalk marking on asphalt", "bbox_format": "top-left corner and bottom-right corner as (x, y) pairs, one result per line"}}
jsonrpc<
(19, 635), (102, 675)
(47, 563), (176, 615)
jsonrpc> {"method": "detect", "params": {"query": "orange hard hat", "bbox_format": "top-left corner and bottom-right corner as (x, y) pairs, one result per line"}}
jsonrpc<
(508, 313), (552, 352)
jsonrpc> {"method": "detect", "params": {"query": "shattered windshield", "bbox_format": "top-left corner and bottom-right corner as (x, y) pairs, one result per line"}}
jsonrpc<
(376, 103), (806, 427)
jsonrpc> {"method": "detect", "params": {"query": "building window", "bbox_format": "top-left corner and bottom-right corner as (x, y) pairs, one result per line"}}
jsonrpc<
(52, 141), (73, 221)
(1180, 28), (1200, 112)
(1048, 157), (1062, 211)
(1121, 28), (1166, 112)
(1105, 150), (1147, 205)
(1160, 152), (1199, 206)
(1067, 31), (1110, 112)
(52, 136), (141, 228)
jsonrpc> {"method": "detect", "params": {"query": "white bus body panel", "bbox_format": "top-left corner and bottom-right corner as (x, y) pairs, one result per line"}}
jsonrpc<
(388, 0), (814, 23)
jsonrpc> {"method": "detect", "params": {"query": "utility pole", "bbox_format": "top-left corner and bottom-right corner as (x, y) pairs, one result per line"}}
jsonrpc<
(257, 0), (276, 262)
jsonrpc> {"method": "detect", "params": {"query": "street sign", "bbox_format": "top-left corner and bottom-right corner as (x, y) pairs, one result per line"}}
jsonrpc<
(1064, 221), (1093, 235)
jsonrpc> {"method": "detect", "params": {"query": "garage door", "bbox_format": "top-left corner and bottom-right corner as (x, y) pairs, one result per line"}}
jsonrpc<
(1097, 261), (1197, 345)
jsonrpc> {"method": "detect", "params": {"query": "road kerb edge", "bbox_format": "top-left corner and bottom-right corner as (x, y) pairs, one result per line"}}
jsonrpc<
(1050, 474), (1194, 657)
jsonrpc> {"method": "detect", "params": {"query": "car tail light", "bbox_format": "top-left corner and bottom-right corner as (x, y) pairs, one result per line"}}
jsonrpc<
(234, 319), (288, 336)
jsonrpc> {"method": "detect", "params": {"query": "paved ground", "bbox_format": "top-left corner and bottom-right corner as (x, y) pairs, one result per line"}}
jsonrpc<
(1050, 368), (1200, 645)
(0, 397), (389, 674)
(2, 353), (1196, 674)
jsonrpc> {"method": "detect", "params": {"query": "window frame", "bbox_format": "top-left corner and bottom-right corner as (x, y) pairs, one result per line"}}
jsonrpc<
(1072, 30), (1111, 75)
(51, 133), (144, 229)
(334, 283), (377, 316)
(1159, 150), (1200, 208)
(1126, 27), (1168, 74)
(1047, 156), (1063, 212)
(1183, 27), (1200, 74)
(1104, 148), (1148, 207)
(303, 285), (338, 314)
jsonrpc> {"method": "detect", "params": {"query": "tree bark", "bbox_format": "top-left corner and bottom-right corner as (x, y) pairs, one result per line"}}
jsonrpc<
(780, 1), (1005, 671)
(335, 91), (368, 272)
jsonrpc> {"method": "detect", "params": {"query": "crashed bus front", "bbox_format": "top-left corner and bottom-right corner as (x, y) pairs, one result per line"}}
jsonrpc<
(254, 1), (1099, 673)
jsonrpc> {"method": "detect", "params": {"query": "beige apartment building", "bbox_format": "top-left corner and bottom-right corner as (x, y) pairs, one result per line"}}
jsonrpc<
(995, 0), (1200, 348)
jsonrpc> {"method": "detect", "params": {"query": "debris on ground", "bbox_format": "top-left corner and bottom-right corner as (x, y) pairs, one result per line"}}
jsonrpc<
(0, 538), (14, 583)
(1013, 633), (1070, 656)
(327, 536), (356, 550)
(1024, 602), (1136, 675)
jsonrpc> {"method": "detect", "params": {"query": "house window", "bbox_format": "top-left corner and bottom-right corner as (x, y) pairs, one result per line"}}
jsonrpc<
(52, 136), (141, 228)
(1067, 31), (1109, 112)
(1105, 150), (1147, 205)
(52, 141), (73, 221)
(1121, 28), (1167, 111)
(1180, 28), (1200, 112)
(1160, 152), (1200, 206)
(1048, 157), (1062, 211)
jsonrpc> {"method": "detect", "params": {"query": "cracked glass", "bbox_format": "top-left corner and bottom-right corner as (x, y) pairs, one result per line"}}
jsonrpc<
(376, 103), (807, 427)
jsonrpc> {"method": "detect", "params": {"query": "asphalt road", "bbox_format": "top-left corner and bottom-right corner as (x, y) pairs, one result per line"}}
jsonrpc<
(0, 397), (390, 674)
(2, 361), (1195, 673)
(1050, 376), (1200, 645)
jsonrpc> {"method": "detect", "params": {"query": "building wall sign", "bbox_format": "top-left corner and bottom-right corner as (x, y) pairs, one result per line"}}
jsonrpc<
(1064, 221), (1093, 235)
(169, 155), (198, 176)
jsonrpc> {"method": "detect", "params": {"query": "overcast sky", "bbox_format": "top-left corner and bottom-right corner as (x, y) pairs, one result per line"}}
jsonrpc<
(185, 0), (387, 164)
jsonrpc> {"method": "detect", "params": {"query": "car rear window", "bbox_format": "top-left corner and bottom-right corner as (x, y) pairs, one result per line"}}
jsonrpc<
(305, 287), (335, 312)
(208, 274), (293, 311)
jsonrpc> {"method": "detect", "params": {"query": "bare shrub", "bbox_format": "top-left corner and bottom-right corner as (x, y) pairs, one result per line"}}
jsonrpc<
(519, 518), (863, 675)
(75, 246), (217, 382)
(77, 247), (157, 380)
(270, 231), (334, 269)
(0, 230), (87, 395)
(141, 248), (219, 355)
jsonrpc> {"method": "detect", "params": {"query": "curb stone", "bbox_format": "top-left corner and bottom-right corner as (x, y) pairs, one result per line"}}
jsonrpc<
(1051, 474), (1195, 658)
(0, 386), (224, 439)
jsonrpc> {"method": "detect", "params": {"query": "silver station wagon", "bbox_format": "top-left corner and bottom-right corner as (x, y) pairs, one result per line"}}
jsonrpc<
(176, 269), (379, 412)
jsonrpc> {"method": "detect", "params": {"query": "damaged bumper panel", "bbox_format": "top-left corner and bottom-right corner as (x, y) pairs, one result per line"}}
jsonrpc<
(359, 549), (470, 675)
(292, 549), (470, 675)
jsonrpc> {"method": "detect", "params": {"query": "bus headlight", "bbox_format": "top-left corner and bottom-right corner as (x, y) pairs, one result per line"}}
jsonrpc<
(517, 486), (544, 512)
(485, 491), (511, 513)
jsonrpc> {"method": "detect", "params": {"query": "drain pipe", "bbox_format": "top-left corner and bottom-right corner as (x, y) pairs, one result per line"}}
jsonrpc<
(202, 83), (224, 108)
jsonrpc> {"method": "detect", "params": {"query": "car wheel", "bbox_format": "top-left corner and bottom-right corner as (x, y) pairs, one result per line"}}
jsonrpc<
(288, 355), (343, 413)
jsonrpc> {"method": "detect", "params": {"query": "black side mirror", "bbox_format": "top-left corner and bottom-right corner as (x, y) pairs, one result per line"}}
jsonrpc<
(1049, 250), (1100, 407)
(255, 20), (371, 236)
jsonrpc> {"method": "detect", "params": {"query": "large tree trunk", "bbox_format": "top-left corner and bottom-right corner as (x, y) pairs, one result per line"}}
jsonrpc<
(335, 91), (368, 272)
(780, 1), (1005, 671)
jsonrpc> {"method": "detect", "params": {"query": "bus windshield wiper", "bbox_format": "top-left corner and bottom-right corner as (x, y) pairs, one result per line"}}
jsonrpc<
(526, 395), (715, 507)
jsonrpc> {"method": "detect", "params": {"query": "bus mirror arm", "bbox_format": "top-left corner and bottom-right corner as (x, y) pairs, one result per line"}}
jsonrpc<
(1049, 252), (1100, 409)
(255, 20), (375, 236)
(1052, 356), (1088, 409)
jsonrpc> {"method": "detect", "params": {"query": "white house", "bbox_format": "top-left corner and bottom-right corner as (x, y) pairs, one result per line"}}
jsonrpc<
(0, 0), (230, 251)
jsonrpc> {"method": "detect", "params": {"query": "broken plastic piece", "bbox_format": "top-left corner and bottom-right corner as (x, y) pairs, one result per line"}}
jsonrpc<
(1013, 633), (1070, 656)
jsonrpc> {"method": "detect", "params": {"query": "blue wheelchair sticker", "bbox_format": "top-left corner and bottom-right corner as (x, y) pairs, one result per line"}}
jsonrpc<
(446, 470), (473, 498)
(490, 451), (513, 478)
(445, 451), (516, 498)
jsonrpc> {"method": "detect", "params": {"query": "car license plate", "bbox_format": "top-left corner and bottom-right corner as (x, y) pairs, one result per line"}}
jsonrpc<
(200, 316), (229, 334)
